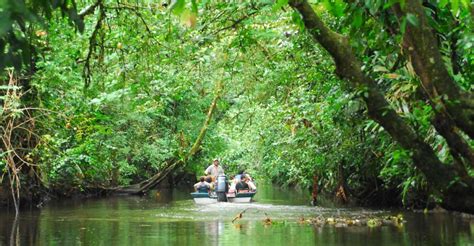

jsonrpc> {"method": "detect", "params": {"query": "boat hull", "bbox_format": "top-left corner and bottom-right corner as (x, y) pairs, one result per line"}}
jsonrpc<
(193, 197), (218, 204)
(191, 191), (256, 204)
(227, 197), (252, 203)
(191, 192), (217, 204)
(227, 192), (256, 203)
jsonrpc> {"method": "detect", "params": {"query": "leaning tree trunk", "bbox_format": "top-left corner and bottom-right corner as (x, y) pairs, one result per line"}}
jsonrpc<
(393, 0), (474, 139)
(390, 1), (474, 169)
(288, 0), (474, 213)
(116, 84), (222, 194)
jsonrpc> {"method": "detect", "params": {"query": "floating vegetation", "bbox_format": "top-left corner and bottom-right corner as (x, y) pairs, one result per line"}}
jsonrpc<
(230, 207), (405, 229)
(308, 214), (405, 228)
(263, 212), (273, 226)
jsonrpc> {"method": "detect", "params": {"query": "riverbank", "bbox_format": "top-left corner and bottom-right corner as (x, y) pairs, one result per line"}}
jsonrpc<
(0, 171), (197, 209)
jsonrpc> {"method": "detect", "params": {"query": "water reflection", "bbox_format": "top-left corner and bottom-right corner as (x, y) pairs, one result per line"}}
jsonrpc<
(9, 215), (19, 246)
(0, 184), (473, 245)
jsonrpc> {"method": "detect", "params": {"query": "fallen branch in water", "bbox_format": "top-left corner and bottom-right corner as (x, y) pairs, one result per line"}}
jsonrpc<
(263, 212), (272, 225)
(232, 208), (250, 223)
(231, 208), (273, 226)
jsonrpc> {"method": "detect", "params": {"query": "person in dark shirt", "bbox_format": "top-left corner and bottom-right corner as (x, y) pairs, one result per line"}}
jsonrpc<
(235, 175), (249, 192)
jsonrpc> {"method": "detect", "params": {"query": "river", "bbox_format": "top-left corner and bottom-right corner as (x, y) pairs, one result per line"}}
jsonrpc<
(0, 184), (473, 245)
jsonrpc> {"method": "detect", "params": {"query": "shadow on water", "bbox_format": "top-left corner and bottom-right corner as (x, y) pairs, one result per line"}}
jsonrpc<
(0, 184), (473, 245)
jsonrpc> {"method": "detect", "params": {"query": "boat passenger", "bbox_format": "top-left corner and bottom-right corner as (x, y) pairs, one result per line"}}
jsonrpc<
(228, 175), (237, 194)
(205, 158), (225, 179)
(235, 176), (249, 193)
(246, 173), (253, 181)
(244, 174), (257, 191)
(234, 170), (245, 181)
(205, 176), (215, 190)
(194, 176), (211, 193)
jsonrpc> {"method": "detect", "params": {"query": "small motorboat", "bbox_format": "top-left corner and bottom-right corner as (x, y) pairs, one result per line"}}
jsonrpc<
(191, 175), (256, 204)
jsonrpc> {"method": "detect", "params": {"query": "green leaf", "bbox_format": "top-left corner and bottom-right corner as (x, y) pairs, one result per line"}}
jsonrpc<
(406, 13), (418, 27)
(272, 0), (288, 12)
(400, 17), (407, 34)
(171, 0), (186, 15)
(383, 0), (399, 9)
(365, 0), (382, 15)
(191, 0), (198, 13)
(291, 11), (305, 31)
(460, 0), (470, 9)
(451, 0), (459, 15)
(373, 65), (388, 72)
(352, 9), (363, 28)
(322, 0), (333, 12)
(399, 0), (405, 9)
(438, 0), (449, 8)
(333, 0), (346, 17)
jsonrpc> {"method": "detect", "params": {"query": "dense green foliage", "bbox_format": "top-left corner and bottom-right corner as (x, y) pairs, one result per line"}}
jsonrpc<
(1, 0), (473, 211)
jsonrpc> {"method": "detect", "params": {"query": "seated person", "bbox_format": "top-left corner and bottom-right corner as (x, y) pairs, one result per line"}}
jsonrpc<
(244, 174), (257, 191)
(194, 176), (211, 193)
(228, 175), (237, 193)
(234, 170), (245, 181)
(235, 176), (249, 193)
(205, 176), (215, 190)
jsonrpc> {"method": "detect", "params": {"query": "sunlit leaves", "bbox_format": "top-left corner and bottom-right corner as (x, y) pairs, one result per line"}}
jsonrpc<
(364, 0), (382, 15)
(322, 0), (346, 17)
(273, 0), (289, 12)
(291, 11), (305, 31)
(180, 10), (197, 28)
(171, 0), (186, 15)
(171, 0), (198, 28)
(352, 9), (364, 28)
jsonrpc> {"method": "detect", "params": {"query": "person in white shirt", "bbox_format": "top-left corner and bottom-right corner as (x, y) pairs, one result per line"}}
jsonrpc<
(205, 159), (225, 179)
(194, 176), (210, 193)
(243, 174), (257, 191)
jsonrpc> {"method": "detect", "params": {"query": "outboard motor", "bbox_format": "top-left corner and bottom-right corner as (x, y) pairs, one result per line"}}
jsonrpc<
(216, 175), (228, 202)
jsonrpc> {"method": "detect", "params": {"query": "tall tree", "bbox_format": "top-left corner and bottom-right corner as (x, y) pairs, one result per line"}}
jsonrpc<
(288, 0), (474, 213)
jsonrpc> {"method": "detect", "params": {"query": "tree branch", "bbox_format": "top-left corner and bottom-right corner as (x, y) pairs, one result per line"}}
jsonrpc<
(78, 0), (102, 19)
(288, 0), (474, 212)
(83, 2), (106, 88)
(393, 1), (474, 138)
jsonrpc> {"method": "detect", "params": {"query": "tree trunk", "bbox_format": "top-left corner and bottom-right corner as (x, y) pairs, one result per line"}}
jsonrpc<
(393, 0), (474, 138)
(416, 89), (474, 169)
(336, 160), (348, 204)
(288, 0), (474, 213)
(311, 174), (318, 206)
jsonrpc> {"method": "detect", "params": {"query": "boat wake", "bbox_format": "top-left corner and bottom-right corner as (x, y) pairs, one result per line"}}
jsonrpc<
(153, 200), (388, 222)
